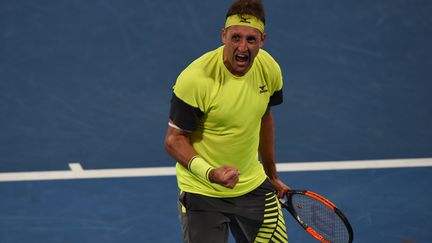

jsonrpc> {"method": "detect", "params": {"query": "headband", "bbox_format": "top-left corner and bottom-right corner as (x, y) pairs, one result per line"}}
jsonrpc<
(225, 14), (265, 33)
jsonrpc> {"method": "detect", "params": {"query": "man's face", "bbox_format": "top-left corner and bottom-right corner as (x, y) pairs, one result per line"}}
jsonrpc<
(222, 25), (266, 76)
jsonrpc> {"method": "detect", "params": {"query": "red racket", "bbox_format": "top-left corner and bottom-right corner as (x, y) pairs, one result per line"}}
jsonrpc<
(279, 190), (354, 243)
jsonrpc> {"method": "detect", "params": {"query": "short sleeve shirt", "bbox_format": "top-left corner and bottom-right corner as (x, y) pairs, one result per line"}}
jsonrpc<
(170, 46), (283, 198)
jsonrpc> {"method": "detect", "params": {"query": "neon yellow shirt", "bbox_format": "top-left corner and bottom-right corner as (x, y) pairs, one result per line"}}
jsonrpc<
(174, 46), (283, 197)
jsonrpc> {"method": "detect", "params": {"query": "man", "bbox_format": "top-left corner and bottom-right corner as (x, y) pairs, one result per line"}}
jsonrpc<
(164, 0), (290, 242)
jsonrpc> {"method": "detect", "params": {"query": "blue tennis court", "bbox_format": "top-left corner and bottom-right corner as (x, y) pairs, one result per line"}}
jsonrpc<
(1, 0), (431, 242)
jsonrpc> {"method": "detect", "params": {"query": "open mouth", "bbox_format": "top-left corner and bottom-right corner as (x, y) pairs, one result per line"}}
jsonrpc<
(235, 54), (249, 65)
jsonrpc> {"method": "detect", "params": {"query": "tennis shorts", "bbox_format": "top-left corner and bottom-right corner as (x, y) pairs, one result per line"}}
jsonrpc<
(178, 179), (288, 243)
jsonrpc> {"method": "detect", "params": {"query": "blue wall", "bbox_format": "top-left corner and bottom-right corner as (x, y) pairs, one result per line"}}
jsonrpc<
(1, 0), (431, 171)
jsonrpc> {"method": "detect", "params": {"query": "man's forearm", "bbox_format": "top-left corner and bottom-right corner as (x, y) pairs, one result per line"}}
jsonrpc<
(259, 111), (279, 179)
(164, 125), (197, 169)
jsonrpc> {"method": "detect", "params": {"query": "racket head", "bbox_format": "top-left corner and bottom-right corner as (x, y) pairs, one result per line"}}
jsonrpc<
(280, 190), (354, 243)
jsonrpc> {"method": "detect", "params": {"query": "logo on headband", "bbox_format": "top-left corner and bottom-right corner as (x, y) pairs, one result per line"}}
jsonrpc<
(225, 14), (265, 33)
(239, 16), (251, 24)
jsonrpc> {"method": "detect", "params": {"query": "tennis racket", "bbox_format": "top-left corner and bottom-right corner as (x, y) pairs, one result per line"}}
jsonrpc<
(279, 190), (353, 243)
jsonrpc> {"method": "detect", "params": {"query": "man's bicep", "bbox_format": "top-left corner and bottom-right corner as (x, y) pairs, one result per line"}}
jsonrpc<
(169, 93), (204, 132)
(268, 89), (283, 106)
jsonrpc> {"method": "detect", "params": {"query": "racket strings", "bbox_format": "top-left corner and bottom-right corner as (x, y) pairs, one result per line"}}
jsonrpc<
(291, 195), (350, 243)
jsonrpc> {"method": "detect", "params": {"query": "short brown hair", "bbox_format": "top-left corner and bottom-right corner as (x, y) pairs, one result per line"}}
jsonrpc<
(226, 0), (266, 24)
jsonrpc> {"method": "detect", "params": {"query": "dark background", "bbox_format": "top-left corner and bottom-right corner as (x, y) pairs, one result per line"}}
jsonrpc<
(1, 0), (431, 171)
(1, 0), (431, 242)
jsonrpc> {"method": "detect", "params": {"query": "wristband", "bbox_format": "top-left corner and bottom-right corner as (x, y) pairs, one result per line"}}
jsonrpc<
(188, 156), (214, 181)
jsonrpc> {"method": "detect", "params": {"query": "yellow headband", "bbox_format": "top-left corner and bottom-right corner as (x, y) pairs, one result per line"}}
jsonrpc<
(225, 14), (265, 33)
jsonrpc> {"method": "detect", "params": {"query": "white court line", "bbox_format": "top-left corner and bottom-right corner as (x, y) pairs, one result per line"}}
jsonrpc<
(0, 158), (431, 182)
(68, 163), (84, 172)
(276, 157), (432, 171)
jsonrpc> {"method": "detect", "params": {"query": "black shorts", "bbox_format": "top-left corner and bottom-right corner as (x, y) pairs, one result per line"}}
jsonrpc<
(178, 179), (288, 243)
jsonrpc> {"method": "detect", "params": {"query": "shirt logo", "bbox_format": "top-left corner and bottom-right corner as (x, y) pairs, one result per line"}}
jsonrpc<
(259, 85), (268, 94)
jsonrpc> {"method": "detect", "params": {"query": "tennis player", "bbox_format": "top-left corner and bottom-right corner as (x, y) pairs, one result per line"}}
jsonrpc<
(164, 0), (290, 242)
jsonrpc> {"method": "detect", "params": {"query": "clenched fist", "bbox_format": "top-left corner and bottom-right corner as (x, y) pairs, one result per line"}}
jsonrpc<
(208, 166), (240, 189)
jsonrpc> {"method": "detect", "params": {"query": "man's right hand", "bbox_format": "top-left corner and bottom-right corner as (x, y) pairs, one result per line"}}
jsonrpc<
(208, 166), (240, 189)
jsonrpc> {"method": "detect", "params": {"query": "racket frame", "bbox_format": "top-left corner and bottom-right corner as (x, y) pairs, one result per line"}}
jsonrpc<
(280, 190), (354, 243)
